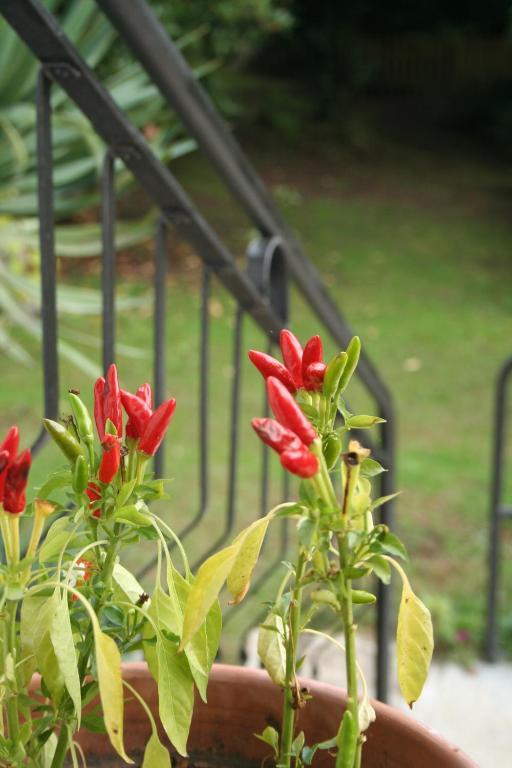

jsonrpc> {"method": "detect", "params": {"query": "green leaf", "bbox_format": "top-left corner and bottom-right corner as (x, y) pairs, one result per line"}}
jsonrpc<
(360, 457), (386, 477)
(112, 563), (146, 605)
(369, 492), (401, 512)
(116, 479), (137, 509)
(254, 725), (279, 757)
(142, 732), (172, 768)
(156, 635), (194, 756)
(396, 582), (433, 708)
(380, 531), (408, 560)
(226, 517), (270, 604)
(37, 469), (72, 499)
(38, 518), (73, 563)
(257, 613), (286, 687)
(113, 505), (152, 527)
(167, 565), (221, 702)
(92, 622), (132, 763)
(21, 594), (64, 704)
(347, 414), (385, 429)
(366, 554), (391, 585)
(50, 591), (81, 725)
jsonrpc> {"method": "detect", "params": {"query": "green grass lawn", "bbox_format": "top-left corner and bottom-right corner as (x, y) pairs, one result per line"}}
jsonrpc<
(2, 118), (512, 663)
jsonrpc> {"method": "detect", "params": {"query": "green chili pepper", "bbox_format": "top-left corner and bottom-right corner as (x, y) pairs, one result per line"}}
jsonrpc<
(69, 392), (94, 443)
(323, 351), (348, 400)
(351, 589), (376, 605)
(72, 454), (89, 496)
(43, 419), (84, 464)
(323, 432), (342, 470)
(337, 337), (361, 397)
(335, 710), (357, 768)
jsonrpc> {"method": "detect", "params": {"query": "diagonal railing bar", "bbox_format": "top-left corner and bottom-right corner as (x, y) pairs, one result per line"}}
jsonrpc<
(0, 0), (284, 340)
(96, 0), (393, 416)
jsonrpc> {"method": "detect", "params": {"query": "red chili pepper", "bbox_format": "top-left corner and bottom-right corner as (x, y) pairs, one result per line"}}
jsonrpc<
(280, 446), (319, 478)
(98, 435), (121, 484)
(121, 389), (152, 439)
(267, 377), (317, 446)
(3, 449), (31, 515)
(0, 426), (19, 502)
(136, 383), (152, 409)
(248, 350), (297, 393)
(302, 335), (323, 381)
(94, 364), (123, 440)
(94, 376), (106, 441)
(251, 418), (302, 454)
(86, 481), (102, 519)
(251, 417), (318, 478)
(280, 330), (303, 389)
(303, 361), (327, 391)
(138, 399), (176, 456)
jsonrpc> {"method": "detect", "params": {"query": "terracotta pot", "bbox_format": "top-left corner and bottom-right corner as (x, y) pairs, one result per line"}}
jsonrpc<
(76, 662), (476, 767)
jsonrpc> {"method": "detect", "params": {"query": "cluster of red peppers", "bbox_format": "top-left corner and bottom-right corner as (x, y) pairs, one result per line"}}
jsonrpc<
(0, 426), (31, 516)
(249, 330), (326, 393)
(42, 364), (176, 520)
(250, 330), (326, 478)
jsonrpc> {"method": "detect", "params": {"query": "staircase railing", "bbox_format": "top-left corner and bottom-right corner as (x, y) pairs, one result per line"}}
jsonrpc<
(0, 0), (396, 700)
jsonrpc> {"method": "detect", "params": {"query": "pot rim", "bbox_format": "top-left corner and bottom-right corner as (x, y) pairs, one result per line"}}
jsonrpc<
(119, 661), (477, 767)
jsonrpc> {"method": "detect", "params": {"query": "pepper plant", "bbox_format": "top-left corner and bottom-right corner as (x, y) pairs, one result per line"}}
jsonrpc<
(0, 365), (222, 767)
(182, 331), (434, 768)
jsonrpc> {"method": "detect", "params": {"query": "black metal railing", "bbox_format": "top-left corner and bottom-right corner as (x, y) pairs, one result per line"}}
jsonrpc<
(0, 0), (396, 700)
(485, 356), (512, 661)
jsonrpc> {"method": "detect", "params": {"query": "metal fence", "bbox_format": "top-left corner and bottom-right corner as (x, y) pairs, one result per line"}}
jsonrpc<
(0, 0), (396, 700)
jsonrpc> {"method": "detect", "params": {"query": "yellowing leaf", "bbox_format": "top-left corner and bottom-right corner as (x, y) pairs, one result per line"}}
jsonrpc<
(22, 594), (64, 704)
(50, 591), (81, 725)
(93, 625), (133, 763)
(181, 543), (238, 649)
(227, 517), (270, 604)
(257, 613), (286, 687)
(396, 583), (433, 708)
(167, 565), (221, 702)
(156, 635), (194, 756)
(142, 732), (172, 768)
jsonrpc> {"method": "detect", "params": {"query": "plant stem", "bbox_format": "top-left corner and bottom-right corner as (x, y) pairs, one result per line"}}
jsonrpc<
(336, 536), (361, 768)
(50, 722), (70, 768)
(5, 600), (19, 743)
(279, 551), (306, 768)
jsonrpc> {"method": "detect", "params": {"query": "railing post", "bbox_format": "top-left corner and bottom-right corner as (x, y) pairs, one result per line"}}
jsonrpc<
(485, 357), (512, 661)
(153, 214), (168, 478)
(101, 150), (116, 372)
(32, 67), (58, 454)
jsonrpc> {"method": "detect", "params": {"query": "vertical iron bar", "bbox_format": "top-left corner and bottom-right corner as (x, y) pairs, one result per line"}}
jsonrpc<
(259, 339), (272, 519)
(199, 267), (211, 516)
(101, 150), (115, 372)
(485, 358), (512, 661)
(32, 67), (58, 454)
(226, 308), (244, 537)
(153, 214), (167, 477)
(376, 419), (395, 701)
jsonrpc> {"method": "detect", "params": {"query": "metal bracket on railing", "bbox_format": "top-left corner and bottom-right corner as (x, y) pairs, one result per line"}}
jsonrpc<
(486, 355), (512, 661)
(246, 236), (288, 324)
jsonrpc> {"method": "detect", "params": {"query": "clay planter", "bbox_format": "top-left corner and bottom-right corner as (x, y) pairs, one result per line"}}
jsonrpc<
(76, 662), (476, 767)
